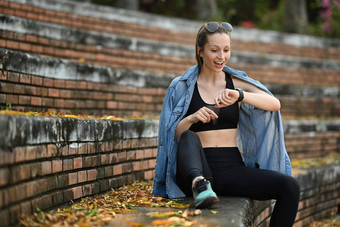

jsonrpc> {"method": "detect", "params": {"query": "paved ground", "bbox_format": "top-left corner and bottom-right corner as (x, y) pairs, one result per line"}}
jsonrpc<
(109, 197), (268, 227)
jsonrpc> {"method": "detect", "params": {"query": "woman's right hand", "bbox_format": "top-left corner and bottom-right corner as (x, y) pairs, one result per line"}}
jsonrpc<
(187, 107), (218, 124)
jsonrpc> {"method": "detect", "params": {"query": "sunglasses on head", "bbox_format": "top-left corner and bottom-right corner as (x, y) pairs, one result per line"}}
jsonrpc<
(205, 22), (233, 33)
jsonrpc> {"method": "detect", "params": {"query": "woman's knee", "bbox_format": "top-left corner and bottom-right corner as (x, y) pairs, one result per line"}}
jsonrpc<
(281, 175), (300, 199)
(179, 130), (200, 144)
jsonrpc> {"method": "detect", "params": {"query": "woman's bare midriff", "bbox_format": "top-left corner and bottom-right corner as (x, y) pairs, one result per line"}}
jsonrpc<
(196, 128), (238, 148)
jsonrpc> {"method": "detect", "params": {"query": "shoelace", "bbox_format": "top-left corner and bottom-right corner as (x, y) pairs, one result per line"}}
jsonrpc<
(194, 179), (208, 193)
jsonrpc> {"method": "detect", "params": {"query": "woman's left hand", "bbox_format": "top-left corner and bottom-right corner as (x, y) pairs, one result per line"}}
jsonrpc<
(214, 88), (239, 108)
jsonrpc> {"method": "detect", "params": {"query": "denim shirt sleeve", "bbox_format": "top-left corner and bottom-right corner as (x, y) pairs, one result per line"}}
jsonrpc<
(152, 74), (195, 198)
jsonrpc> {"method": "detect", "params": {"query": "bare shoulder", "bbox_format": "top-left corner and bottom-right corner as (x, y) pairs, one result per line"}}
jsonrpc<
(231, 76), (265, 93)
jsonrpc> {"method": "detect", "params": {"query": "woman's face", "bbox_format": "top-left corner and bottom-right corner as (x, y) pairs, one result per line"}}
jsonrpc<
(198, 33), (231, 73)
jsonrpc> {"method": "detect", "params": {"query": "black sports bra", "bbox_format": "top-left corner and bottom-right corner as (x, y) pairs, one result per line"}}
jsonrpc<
(185, 72), (239, 132)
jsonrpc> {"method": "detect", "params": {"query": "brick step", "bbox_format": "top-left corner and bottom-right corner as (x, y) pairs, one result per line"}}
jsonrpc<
(1, 15), (340, 87)
(1, 0), (340, 62)
(0, 113), (338, 226)
(1, 49), (339, 118)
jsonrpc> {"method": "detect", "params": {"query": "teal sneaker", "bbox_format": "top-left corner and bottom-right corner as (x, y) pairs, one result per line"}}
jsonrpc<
(192, 179), (219, 209)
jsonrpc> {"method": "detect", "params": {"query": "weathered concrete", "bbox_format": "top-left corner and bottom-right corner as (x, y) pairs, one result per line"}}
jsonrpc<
(2, 49), (340, 98)
(0, 114), (159, 149)
(1, 113), (339, 149)
(1, 15), (340, 72)
(8, 0), (340, 48)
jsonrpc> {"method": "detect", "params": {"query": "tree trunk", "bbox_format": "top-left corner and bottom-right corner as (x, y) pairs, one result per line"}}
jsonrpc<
(284, 0), (308, 34)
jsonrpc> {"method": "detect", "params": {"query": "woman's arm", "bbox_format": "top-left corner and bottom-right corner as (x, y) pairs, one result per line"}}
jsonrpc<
(215, 78), (280, 112)
(174, 107), (218, 140)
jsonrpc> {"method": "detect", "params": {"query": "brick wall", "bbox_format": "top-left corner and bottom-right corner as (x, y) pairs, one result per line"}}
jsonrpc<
(1, 0), (340, 226)
(1, 0), (340, 120)
(0, 114), (158, 226)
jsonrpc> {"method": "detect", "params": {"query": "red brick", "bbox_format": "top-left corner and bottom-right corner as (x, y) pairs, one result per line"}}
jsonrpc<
(52, 160), (62, 173)
(26, 181), (35, 198)
(26, 34), (38, 43)
(107, 101), (118, 109)
(72, 186), (83, 200)
(20, 200), (32, 216)
(133, 161), (141, 171)
(63, 159), (73, 171)
(113, 164), (122, 175)
(144, 170), (153, 180)
(100, 154), (109, 165)
(19, 74), (31, 84)
(9, 204), (21, 225)
(0, 69), (7, 81)
(18, 95), (30, 105)
(87, 169), (97, 181)
(31, 96), (42, 106)
(31, 76), (43, 86)
(46, 144), (58, 157)
(126, 150), (136, 161)
(48, 88), (59, 97)
(65, 81), (78, 89)
(11, 164), (31, 183)
(14, 183), (26, 201)
(118, 151), (127, 162)
(59, 89), (72, 98)
(5, 94), (18, 104)
(78, 170), (87, 183)
(6, 40), (19, 49)
(53, 98), (64, 108)
(0, 168), (9, 187)
(1, 82), (14, 93)
(35, 145), (48, 159)
(41, 161), (51, 175)
(0, 209), (9, 227)
(54, 80), (65, 88)
(68, 172), (78, 185)
(43, 78), (54, 87)
(19, 42), (31, 51)
(13, 146), (25, 163)
(73, 157), (82, 169)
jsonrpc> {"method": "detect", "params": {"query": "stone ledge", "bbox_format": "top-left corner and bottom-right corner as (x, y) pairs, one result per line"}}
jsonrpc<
(1, 15), (340, 72)
(2, 49), (340, 98)
(8, 0), (340, 48)
(0, 114), (158, 149)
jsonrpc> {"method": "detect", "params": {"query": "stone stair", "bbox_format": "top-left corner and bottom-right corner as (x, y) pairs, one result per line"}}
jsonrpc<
(0, 0), (340, 226)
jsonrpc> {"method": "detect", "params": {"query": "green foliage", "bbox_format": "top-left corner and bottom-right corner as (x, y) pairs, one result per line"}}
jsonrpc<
(5, 100), (11, 110)
(91, 0), (340, 38)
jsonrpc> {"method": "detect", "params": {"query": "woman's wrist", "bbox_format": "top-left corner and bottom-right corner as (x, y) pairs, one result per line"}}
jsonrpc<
(235, 88), (244, 102)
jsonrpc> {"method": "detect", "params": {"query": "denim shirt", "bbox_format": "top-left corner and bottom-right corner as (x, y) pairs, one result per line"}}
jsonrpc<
(152, 65), (292, 199)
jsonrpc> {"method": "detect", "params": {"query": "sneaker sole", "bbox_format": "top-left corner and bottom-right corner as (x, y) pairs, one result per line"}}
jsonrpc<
(195, 196), (219, 209)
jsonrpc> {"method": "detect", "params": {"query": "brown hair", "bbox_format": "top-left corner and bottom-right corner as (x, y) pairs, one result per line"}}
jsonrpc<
(195, 23), (232, 73)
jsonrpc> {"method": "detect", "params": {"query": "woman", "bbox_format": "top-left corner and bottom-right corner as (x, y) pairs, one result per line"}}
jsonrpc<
(153, 22), (300, 227)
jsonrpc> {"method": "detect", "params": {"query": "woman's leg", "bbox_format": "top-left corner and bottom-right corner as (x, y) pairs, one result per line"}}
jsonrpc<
(213, 165), (300, 227)
(176, 130), (213, 195)
(176, 130), (219, 208)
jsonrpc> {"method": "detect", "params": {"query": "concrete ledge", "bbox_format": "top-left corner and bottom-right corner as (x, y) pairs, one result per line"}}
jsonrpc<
(0, 114), (158, 149)
(8, 0), (340, 48)
(2, 48), (340, 97)
(1, 15), (340, 72)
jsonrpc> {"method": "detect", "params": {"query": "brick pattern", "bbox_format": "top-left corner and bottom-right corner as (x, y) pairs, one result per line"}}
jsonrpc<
(285, 132), (340, 159)
(0, 139), (157, 226)
(0, 70), (166, 117)
(0, 1), (339, 62)
(2, 29), (340, 86)
(1, 69), (340, 118)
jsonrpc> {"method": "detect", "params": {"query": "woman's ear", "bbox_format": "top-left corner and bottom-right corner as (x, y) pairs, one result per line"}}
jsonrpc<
(197, 47), (203, 57)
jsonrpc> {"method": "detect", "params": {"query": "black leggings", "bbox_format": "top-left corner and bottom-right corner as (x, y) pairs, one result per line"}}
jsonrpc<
(176, 130), (300, 227)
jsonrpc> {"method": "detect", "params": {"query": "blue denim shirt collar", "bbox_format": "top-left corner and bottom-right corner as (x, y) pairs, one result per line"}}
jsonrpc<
(152, 65), (291, 199)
